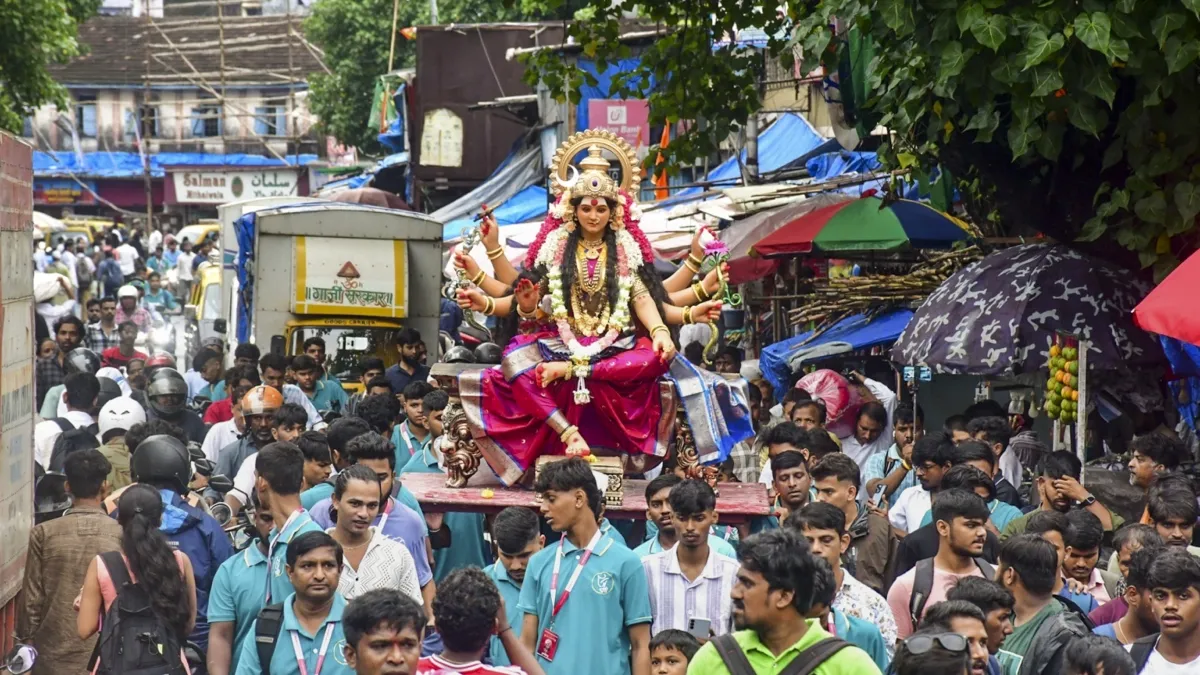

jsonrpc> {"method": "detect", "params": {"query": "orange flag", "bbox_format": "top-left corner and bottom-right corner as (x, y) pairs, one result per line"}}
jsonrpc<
(654, 124), (670, 201)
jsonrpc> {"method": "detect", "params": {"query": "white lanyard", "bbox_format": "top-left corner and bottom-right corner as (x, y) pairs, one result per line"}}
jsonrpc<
(398, 421), (416, 458)
(265, 509), (306, 603)
(549, 529), (603, 621)
(291, 623), (334, 675)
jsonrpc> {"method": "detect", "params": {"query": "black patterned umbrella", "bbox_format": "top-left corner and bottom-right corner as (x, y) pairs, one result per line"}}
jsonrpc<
(892, 244), (1161, 375)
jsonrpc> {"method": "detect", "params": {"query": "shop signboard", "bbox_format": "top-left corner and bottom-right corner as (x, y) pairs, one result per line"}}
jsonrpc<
(33, 178), (97, 205)
(172, 169), (299, 204)
(587, 99), (650, 152)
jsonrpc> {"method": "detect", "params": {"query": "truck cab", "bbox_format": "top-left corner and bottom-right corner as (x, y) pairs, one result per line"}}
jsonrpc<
(233, 202), (442, 383)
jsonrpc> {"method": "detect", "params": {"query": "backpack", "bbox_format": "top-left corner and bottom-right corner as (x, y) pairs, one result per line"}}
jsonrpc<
(101, 259), (124, 289)
(1051, 595), (1096, 631)
(909, 557), (995, 626)
(713, 634), (851, 675)
(88, 551), (187, 675)
(77, 256), (94, 286)
(1128, 633), (1159, 673)
(253, 603), (286, 669)
(48, 418), (101, 473)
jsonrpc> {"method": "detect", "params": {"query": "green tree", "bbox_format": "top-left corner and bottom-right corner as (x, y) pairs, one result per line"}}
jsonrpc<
(0, 0), (101, 134)
(524, 0), (1200, 276)
(305, 0), (538, 153)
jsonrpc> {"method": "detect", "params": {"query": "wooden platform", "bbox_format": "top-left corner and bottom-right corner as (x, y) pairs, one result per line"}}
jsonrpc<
(403, 472), (772, 523)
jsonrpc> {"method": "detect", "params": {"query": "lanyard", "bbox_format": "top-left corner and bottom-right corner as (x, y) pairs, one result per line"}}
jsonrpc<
(265, 509), (306, 603)
(398, 421), (416, 458)
(549, 529), (602, 621)
(291, 623), (335, 675)
(377, 498), (393, 533)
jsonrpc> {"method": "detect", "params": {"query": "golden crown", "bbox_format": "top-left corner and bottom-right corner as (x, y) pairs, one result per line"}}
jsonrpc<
(550, 129), (641, 198)
(572, 147), (620, 201)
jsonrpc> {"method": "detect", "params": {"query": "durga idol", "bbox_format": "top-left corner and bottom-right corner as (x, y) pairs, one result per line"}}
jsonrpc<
(454, 130), (754, 485)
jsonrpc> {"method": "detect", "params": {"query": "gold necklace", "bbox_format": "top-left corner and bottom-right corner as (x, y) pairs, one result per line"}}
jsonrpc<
(579, 237), (605, 260)
(576, 243), (606, 295)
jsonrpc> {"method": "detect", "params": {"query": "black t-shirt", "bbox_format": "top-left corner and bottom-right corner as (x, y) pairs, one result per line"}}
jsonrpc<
(994, 477), (1023, 508)
(891, 522), (1000, 585)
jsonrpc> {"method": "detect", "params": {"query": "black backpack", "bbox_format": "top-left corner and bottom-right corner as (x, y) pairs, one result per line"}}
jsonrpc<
(48, 418), (101, 473)
(88, 551), (187, 675)
(253, 603), (286, 669)
(713, 634), (850, 675)
(909, 557), (995, 626)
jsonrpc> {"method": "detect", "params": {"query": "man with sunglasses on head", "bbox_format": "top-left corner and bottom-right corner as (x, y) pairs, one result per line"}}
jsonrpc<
(892, 628), (973, 675)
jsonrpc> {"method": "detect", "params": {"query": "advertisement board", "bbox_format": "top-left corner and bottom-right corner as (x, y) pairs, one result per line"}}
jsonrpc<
(587, 99), (650, 152)
(291, 237), (409, 319)
(33, 178), (97, 205)
(171, 169), (299, 204)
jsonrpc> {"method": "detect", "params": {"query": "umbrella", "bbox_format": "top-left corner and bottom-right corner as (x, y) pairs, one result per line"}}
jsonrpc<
(331, 187), (411, 210)
(1133, 250), (1200, 346)
(892, 244), (1161, 375)
(751, 195), (972, 257)
(721, 193), (850, 284)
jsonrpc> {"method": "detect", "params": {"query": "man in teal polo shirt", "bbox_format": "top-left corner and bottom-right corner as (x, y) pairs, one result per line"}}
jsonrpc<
(257, 442), (326, 605)
(518, 457), (653, 675)
(486, 506), (544, 666)
(393, 381), (434, 466)
(293, 354), (349, 414)
(635, 474), (738, 559)
(207, 506), (274, 675)
(400, 389), (490, 582)
(235, 531), (354, 675)
(686, 528), (881, 675)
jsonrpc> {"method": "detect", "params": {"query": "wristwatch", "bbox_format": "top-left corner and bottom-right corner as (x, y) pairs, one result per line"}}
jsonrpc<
(1080, 494), (1096, 507)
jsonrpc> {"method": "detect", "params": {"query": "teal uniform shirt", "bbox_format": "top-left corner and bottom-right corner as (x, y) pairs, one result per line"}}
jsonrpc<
(517, 529), (652, 675)
(392, 421), (432, 469)
(234, 592), (353, 675)
(831, 608), (890, 673)
(485, 561), (526, 666)
(633, 534), (737, 559)
(266, 510), (326, 605)
(305, 380), (347, 413)
(208, 544), (270, 673)
(211, 379), (227, 401)
(400, 443), (490, 581)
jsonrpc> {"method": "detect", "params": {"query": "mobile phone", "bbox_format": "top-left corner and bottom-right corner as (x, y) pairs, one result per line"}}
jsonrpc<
(687, 617), (711, 639)
(871, 483), (888, 506)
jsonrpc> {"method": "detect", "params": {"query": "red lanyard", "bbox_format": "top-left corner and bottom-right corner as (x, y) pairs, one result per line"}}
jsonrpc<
(549, 529), (602, 620)
(399, 421), (416, 458)
(292, 623), (335, 675)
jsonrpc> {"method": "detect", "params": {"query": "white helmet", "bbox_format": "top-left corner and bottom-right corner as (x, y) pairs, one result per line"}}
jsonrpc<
(117, 285), (139, 299)
(96, 367), (132, 396)
(98, 396), (146, 441)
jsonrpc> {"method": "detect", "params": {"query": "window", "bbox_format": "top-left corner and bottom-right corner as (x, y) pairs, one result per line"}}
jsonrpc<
(253, 106), (286, 136)
(75, 95), (97, 138)
(124, 106), (159, 140)
(190, 105), (222, 137)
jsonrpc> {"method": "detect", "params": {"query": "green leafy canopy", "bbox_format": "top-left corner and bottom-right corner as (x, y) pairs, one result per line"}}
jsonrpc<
(0, 0), (101, 134)
(522, 0), (1200, 278)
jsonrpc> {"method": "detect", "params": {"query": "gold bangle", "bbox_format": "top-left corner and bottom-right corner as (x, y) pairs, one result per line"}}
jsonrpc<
(687, 254), (703, 268)
(560, 425), (578, 442)
(683, 258), (700, 274)
(470, 269), (486, 285)
(486, 247), (505, 260)
(517, 303), (538, 320)
(483, 296), (495, 315)
(683, 306), (693, 325)
(651, 325), (670, 337)
(692, 282), (710, 303)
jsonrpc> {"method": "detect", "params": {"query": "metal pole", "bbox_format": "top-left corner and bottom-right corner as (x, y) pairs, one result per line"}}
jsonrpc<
(142, 0), (154, 233)
(745, 114), (759, 184)
(387, 0), (400, 73)
(430, 0), (439, 25)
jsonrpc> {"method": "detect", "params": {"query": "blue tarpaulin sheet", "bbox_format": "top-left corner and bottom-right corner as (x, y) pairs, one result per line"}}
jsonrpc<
(760, 309), (914, 394)
(1163, 336), (1200, 378)
(806, 151), (881, 180)
(34, 151), (318, 179)
(233, 212), (257, 344)
(575, 59), (656, 132)
(675, 114), (826, 198)
(442, 184), (548, 241)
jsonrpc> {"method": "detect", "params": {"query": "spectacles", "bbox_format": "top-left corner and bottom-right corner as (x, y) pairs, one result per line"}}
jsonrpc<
(904, 632), (968, 655)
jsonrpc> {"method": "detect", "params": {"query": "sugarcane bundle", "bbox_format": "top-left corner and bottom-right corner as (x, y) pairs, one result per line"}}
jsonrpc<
(788, 246), (982, 330)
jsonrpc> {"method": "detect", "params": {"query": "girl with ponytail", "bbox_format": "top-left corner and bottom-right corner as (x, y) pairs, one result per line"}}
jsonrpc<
(77, 483), (197, 671)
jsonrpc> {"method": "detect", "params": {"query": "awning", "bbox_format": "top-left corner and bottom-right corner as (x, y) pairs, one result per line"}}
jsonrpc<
(760, 309), (913, 394)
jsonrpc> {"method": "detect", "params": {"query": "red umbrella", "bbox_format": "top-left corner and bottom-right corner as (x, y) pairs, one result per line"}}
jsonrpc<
(1133, 250), (1200, 345)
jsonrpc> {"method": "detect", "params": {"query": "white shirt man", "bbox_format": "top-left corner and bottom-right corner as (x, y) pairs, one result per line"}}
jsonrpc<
(329, 526), (423, 603)
(888, 484), (933, 535)
(33, 409), (96, 470)
(148, 229), (163, 252)
(201, 417), (242, 463)
(643, 544), (739, 637)
(115, 242), (139, 276)
(839, 377), (898, 469)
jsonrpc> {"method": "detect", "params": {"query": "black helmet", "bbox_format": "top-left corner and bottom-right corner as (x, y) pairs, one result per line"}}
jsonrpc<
(64, 348), (101, 375)
(130, 434), (191, 494)
(146, 368), (188, 416)
(444, 346), (476, 364)
(96, 377), (124, 410)
(474, 342), (502, 365)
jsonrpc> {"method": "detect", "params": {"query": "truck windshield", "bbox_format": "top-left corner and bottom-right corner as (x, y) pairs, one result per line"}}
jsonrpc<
(290, 326), (399, 384)
(202, 283), (221, 320)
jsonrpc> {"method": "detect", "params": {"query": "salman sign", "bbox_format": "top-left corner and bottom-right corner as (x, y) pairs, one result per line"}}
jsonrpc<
(172, 169), (299, 204)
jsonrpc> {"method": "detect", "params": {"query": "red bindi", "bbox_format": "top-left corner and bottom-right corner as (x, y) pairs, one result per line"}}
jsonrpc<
(590, 198), (599, 206)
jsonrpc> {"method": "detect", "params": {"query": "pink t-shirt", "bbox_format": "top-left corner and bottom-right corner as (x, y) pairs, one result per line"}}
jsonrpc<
(886, 561), (986, 638)
(94, 550), (191, 675)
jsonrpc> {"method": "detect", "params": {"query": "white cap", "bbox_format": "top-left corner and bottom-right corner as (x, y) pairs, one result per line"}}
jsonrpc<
(98, 396), (147, 441)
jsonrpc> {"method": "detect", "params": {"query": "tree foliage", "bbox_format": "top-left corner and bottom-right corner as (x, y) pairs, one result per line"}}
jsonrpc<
(0, 0), (101, 134)
(524, 0), (1200, 276)
(305, 0), (538, 153)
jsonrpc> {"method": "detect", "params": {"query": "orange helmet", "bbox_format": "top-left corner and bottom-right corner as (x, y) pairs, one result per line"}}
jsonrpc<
(240, 385), (283, 417)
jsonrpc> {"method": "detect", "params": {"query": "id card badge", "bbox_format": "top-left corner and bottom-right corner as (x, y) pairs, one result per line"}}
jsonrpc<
(537, 628), (560, 661)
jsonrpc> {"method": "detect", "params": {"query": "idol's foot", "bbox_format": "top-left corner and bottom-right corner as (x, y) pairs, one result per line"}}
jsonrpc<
(563, 427), (591, 457)
(537, 361), (569, 388)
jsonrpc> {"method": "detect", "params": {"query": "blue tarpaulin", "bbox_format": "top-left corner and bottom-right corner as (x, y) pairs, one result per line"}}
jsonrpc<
(233, 212), (257, 344)
(442, 184), (548, 241)
(33, 151), (319, 179)
(575, 59), (656, 132)
(675, 114), (826, 198)
(760, 309), (914, 394)
(806, 151), (881, 181)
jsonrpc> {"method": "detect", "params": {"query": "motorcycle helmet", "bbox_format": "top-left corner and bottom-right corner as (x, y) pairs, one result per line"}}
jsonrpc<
(130, 434), (191, 494)
(241, 385), (284, 417)
(33, 471), (71, 524)
(95, 376), (124, 410)
(98, 396), (147, 442)
(64, 348), (101, 375)
(146, 368), (188, 416)
(117, 284), (139, 301)
(96, 367), (132, 396)
(474, 342), (502, 365)
(444, 345), (476, 364)
(144, 353), (177, 379)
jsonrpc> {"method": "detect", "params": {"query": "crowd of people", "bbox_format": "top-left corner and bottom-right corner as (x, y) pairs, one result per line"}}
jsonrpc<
(16, 263), (1200, 675)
